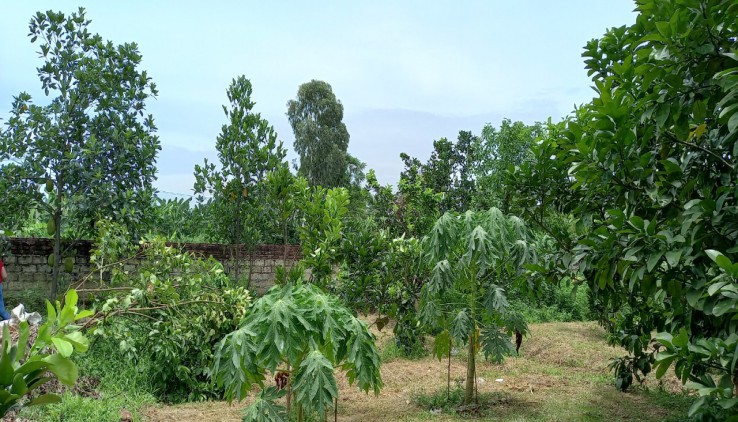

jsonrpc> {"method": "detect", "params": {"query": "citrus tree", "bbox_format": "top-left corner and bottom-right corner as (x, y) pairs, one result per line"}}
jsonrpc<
(420, 208), (536, 404)
(509, 0), (738, 417)
(212, 281), (382, 422)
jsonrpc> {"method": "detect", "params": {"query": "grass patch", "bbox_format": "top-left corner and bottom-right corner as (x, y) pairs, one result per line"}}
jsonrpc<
(21, 336), (157, 422)
(412, 385), (522, 418)
(380, 338), (427, 362)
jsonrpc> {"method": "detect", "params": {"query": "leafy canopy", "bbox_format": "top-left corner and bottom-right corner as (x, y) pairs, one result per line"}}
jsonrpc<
(213, 282), (382, 420)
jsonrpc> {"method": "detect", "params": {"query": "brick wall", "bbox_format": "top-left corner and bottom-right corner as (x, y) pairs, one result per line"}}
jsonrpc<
(2, 238), (302, 297)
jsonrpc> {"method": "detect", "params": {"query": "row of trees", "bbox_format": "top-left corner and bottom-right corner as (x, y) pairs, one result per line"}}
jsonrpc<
(4, 1), (738, 419)
(0, 8), (366, 294)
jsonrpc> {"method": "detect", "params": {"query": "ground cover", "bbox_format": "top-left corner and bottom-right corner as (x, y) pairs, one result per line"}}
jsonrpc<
(142, 320), (691, 422)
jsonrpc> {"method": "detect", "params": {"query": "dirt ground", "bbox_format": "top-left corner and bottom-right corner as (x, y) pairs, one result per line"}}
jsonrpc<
(143, 318), (689, 422)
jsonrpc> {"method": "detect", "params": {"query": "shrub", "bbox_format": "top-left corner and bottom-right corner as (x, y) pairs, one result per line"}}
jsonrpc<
(87, 227), (251, 402)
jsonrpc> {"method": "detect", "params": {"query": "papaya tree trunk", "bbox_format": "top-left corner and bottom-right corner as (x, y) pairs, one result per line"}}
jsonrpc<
(447, 336), (452, 400)
(464, 332), (476, 404)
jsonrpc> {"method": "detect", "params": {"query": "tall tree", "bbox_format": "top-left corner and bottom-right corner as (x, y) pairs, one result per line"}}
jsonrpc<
(472, 119), (542, 211)
(0, 8), (160, 297)
(194, 76), (286, 284)
(287, 80), (350, 188)
(400, 130), (478, 213)
(512, 0), (738, 417)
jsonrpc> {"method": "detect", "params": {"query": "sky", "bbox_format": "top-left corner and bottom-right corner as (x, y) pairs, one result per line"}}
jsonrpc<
(0, 1), (637, 197)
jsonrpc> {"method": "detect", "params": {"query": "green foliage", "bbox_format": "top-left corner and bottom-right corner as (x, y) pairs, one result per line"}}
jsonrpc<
(421, 208), (537, 404)
(287, 80), (351, 189)
(338, 220), (426, 356)
(212, 281), (382, 421)
(509, 282), (592, 323)
(88, 229), (251, 402)
(194, 75), (286, 282)
(0, 8), (160, 296)
(0, 230), (11, 258)
(509, 0), (738, 418)
(472, 119), (542, 211)
(295, 185), (349, 287)
(0, 290), (91, 417)
(367, 166), (442, 239)
(241, 387), (288, 422)
(22, 335), (156, 422)
(149, 197), (210, 243)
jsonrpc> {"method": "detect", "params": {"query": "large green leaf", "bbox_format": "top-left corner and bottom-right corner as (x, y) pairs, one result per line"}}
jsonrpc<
(241, 387), (287, 422)
(292, 350), (338, 416)
(42, 353), (78, 386)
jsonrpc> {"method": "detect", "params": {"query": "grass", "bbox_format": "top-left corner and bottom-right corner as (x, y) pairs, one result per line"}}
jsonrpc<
(142, 321), (694, 422)
(20, 336), (157, 422)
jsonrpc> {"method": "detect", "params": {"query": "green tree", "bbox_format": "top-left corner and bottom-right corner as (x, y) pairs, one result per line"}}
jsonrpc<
(420, 209), (536, 404)
(213, 282), (382, 422)
(0, 8), (160, 298)
(194, 76), (286, 284)
(265, 165), (304, 265)
(472, 119), (542, 211)
(287, 80), (350, 188)
(513, 0), (738, 417)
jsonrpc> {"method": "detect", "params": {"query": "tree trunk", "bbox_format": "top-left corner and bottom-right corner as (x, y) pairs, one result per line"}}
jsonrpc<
(298, 403), (303, 422)
(464, 332), (476, 404)
(447, 337), (452, 400)
(283, 219), (289, 271)
(334, 396), (338, 422)
(50, 175), (63, 300)
(734, 369), (738, 398)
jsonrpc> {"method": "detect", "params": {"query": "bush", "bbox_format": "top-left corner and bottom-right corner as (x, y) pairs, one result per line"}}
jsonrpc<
(5, 288), (48, 313)
(509, 282), (592, 323)
(87, 224), (251, 402)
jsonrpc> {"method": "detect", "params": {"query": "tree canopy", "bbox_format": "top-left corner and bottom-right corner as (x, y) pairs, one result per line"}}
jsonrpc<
(287, 80), (351, 189)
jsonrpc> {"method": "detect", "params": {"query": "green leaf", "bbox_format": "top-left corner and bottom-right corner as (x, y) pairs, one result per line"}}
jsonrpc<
(688, 396), (707, 417)
(241, 387), (287, 422)
(655, 355), (676, 379)
(673, 329), (688, 348)
(665, 250), (681, 267)
(26, 393), (62, 407)
(647, 252), (663, 272)
(51, 338), (73, 358)
(292, 350), (337, 416)
(433, 330), (451, 362)
(42, 353), (78, 386)
(654, 332), (673, 348)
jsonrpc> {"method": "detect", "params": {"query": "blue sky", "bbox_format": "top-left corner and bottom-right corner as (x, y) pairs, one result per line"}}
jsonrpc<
(1, 1), (636, 196)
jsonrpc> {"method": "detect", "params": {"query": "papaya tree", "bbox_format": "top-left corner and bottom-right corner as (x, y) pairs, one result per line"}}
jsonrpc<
(0, 8), (160, 297)
(212, 280), (382, 422)
(420, 208), (536, 404)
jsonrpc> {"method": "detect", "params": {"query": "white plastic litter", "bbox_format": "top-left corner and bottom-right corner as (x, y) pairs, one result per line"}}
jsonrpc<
(0, 304), (42, 327)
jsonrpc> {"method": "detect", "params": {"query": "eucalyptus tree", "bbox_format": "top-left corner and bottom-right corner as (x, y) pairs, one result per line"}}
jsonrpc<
(421, 208), (536, 404)
(287, 80), (350, 188)
(194, 76), (286, 283)
(0, 8), (160, 297)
